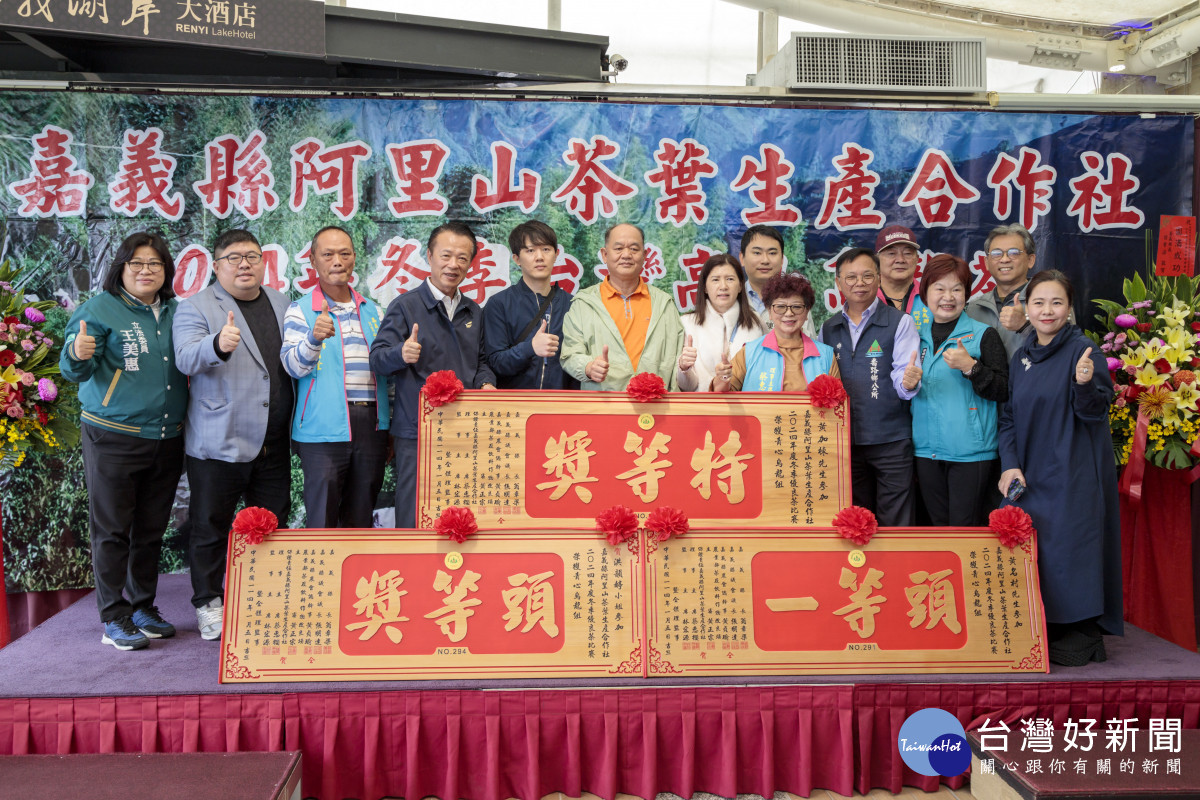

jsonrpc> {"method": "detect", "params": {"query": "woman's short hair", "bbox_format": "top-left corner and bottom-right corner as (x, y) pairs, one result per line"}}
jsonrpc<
(918, 254), (971, 306)
(102, 231), (176, 302)
(761, 273), (815, 311)
(1026, 269), (1073, 307)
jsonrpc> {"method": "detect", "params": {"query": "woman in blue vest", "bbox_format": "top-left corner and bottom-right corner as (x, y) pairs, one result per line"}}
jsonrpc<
(999, 270), (1120, 665)
(712, 273), (837, 392)
(911, 254), (1009, 525)
(676, 254), (765, 391)
(60, 231), (188, 651)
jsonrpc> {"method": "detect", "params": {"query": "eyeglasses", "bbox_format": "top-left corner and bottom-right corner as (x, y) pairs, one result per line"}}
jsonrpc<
(987, 248), (1027, 259)
(216, 252), (263, 266)
(126, 260), (164, 274)
(770, 303), (807, 316)
(840, 274), (877, 285)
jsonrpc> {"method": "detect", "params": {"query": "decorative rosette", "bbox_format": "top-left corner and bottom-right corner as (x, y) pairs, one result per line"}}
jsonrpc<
(596, 504), (639, 546)
(832, 505), (877, 547)
(990, 505), (1036, 549)
(808, 374), (848, 418)
(645, 506), (688, 541)
(434, 506), (478, 544)
(232, 506), (278, 545)
(626, 372), (667, 402)
(422, 370), (464, 408)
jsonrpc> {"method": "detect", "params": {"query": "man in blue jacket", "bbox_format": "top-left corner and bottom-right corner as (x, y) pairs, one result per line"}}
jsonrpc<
(369, 222), (496, 528)
(281, 226), (390, 529)
(483, 220), (577, 390)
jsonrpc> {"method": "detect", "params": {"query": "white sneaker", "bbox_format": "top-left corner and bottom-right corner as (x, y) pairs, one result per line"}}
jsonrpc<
(196, 597), (224, 641)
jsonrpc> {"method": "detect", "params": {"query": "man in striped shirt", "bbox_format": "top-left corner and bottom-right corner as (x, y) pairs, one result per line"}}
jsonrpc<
(281, 226), (390, 528)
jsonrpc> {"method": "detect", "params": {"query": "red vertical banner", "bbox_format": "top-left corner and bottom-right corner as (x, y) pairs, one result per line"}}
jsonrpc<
(1156, 215), (1196, 276)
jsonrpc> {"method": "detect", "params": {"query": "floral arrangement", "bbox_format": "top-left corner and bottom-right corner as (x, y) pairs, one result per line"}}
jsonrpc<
(0, 261), (75, 469)
(645, 506), (688, 541)
(595, 504), (639, 545)
(989, 506), (1035, 549)
(232, 506), (278, 545)
(422, 370), (464, 408)
(434, 506), (478, 543)
(807, 374), (847, 414)
(832, 505), (877, 546)
(626, 372), (667, 402)
(1091, 272), (1200, 469)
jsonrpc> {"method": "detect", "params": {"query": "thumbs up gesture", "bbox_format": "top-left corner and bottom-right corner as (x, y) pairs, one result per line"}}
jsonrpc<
(218, 310), (241, 354)
(531, 317), (559, 358)
(402, 323), (422, 364)
(999, 295), (1026, 331)
(678, 334), (698, 373)
(586, 344), (610, 383)
(312, 299), (336, 341)
(712, 344), (733, 389)
(942, 337), (975, 373)
(73, 320), (96, 360)
(1075, 347), (1096, 384)
(901, 348), (923, 391)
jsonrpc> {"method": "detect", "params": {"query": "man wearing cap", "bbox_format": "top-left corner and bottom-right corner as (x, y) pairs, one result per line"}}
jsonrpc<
(875, 225), (929, 324)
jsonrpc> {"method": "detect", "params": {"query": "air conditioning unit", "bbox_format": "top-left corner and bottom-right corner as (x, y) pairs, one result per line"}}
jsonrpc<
(754, 33), (987, 93)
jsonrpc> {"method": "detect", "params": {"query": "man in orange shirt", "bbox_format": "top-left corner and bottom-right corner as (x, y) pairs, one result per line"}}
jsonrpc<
(561, 223), (685, 390)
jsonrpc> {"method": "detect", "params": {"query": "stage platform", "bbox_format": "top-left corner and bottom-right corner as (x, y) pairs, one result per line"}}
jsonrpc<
(2, 574), (1199, 800)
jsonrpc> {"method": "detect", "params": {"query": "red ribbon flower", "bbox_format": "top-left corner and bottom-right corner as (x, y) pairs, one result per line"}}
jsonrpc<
(990, 505), (1036, 549)
(808, 374), (847, 411)
(434, 506), (478, 543)
(645, 506), (688, 541)
(627, 372), (667, 402)
(422, 370), (464, 408)
(232, 506), (278, 545)
(833, 505), (877, 547)
(596, 505), (639, 546)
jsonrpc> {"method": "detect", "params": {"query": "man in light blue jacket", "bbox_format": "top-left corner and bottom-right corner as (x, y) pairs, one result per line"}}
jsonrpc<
(173, 228), (292, 642)
(281, 226), (389, 530)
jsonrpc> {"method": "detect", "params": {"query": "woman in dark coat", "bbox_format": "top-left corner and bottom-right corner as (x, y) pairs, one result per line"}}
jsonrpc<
(998, 270), (1121, 666)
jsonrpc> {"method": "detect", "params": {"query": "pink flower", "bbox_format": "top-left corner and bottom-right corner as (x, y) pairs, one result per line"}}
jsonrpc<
(22, 307), (44, 324)
(37, 378), (57, 402)
(6, 405), (23, 418)
(1115, 314), (1138, 328)
(18, 372), (33, 386)
(1107, 357), (1122, 372)
(20, 340), (34, 351)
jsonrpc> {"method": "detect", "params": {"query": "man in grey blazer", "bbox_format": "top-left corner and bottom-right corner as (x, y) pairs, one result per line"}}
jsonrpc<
(173, 229), (293, 641)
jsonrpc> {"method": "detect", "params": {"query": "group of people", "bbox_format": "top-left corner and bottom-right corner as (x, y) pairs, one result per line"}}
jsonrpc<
(63, 217), (1120, 668)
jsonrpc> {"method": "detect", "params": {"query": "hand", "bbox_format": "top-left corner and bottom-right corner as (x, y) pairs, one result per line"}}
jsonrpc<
(1076, 347), (1095, 384)
(481, 383), (497, 391)
(901, 349), (922, 391)
(678, 334), (697, 372)
(712, 348), (733, 389)
(531, 318), (559, 358)
(218, 310), (241, 354)
(999, 468), (1026, 496)
(73, 320), (95, 360)
(585, 344), (609, 383)
(942, 337), (975, 372)
(312, 299), (336, 341)
(999, 296), (1025, 331)
(402, 323), (421, 364)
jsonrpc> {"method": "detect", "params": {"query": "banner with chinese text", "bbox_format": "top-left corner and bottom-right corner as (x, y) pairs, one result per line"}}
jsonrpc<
(415, 390), (849, 530)
(220, 528), (643, 682)
(645, 528), (1047, 676)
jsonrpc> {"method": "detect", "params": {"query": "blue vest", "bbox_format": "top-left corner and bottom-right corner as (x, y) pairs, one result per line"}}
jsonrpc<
(293, 290), (389, 442)
(911, 313), (998, 462)
(743, 331), (836, 391)
(821, 303), (910, 446)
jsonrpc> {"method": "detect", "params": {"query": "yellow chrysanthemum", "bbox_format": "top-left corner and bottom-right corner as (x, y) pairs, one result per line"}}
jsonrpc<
(1138, 385), (1174, 419)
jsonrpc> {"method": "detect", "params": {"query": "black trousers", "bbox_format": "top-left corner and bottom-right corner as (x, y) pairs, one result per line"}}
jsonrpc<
(186, 438), (291, 608)
(81, 423), (184, 623)
(393, 436), (418, 529)
(850, 439), (916, 527)
(915, 457), (1001, 527)
(296, 403), (388, 528)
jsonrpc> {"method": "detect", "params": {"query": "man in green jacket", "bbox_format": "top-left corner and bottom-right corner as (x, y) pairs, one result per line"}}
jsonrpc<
(561, 223), (685, 391)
